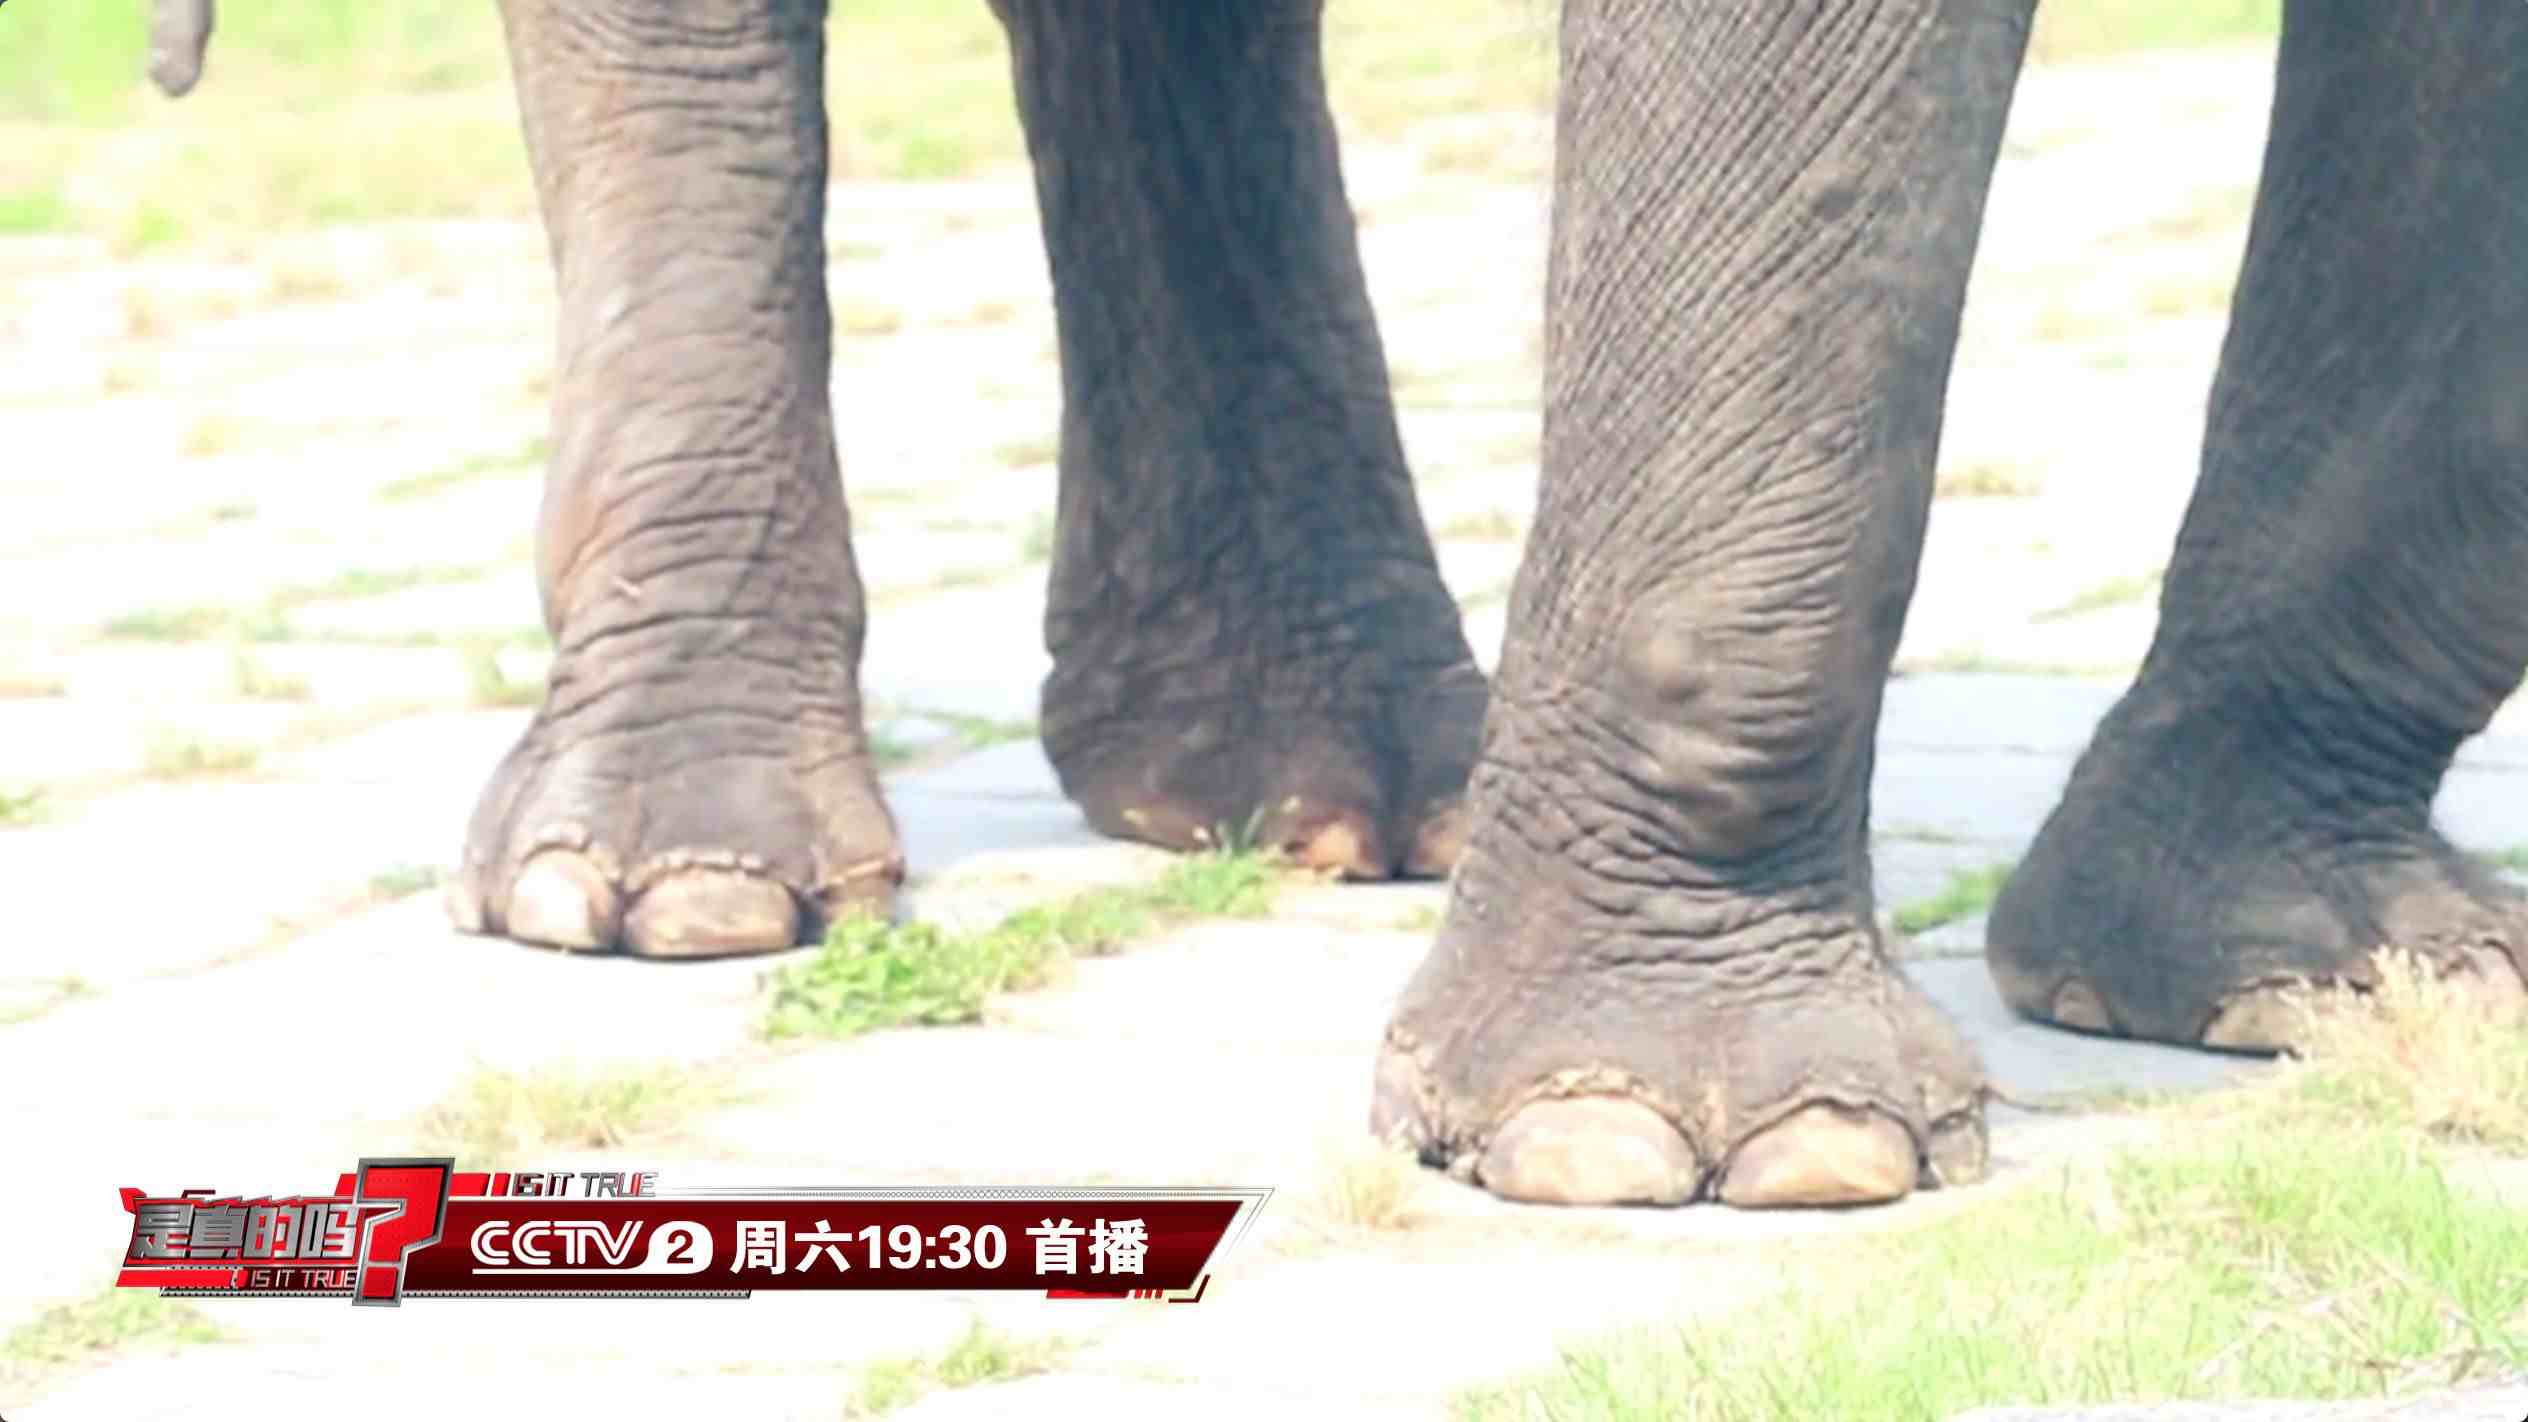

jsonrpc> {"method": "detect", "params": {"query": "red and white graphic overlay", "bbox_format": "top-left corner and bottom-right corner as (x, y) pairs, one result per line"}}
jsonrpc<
(117, 1164), (1268, 1304)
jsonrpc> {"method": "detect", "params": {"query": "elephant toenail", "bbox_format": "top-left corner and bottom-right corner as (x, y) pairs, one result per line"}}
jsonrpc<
(624, 869), (802, 958)
(1476, 1097), (1700, 1207)
(2051, 980), (2112, 1032)
(2200, 984), (2306, 1054)
(1402, 799), (1470, 880)
(1294, 813), (1387, 880)
(507, 850), (620, 951)
(1717, 1103), (1917, 1209)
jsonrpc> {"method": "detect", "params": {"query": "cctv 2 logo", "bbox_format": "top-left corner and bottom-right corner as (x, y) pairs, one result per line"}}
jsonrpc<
(468, 1217), (714, 1276)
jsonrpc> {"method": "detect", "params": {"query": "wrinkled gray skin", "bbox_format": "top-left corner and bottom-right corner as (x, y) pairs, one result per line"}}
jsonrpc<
(150, 0), (2528, 1210)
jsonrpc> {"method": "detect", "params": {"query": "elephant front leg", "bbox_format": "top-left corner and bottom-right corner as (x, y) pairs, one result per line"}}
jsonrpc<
(993, 0), (1485, 880)
(1377, 0), (2034, 1207)
(1989, 3), (2528, 1047)
(448, 0), (902, 956)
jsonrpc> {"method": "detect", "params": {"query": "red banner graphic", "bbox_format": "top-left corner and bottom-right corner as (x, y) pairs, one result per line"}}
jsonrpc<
(115, 1164), (1266, 1304)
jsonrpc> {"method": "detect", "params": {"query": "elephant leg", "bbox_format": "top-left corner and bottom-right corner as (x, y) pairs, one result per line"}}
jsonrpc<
(991, 0), (1485, 880)
(448, 0), (902, 956)
(1989, 2), (2528, 1047)
(1375, 0), (2030, 1207)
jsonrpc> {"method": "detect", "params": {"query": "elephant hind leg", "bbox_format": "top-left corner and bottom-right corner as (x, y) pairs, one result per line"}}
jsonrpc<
(1990, 0), (2528, 1048)
(993, 0), (1485, 881)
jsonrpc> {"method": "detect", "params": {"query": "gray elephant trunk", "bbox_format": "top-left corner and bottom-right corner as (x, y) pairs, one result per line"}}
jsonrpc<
(147, 0), (215, 98)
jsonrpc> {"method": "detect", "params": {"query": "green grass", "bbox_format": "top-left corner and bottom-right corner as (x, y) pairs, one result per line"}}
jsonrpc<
(99, 557), (521, 645)
(0, 2), (2275, 246)
(413, 1061), (736, 1163)
(461, 639), (546, 708)
(1894, 649), (2135, 679)
(1462, 1128), (2528, 1422)
(97, 604), (236, 642)
(367, 862), (446, 901)
(764, 849), (1278, 1040)
(925, 710), (1038, 749)
(1434, 508), (1527, 543)
(845, 1319), (1073, 1418)
(377, 437), (549, 502)
(0, 186), (74, 234)
(869, 703), (1036, 764)
(1933, 459), (2044, 500)
(0, 975), (97, 1027)
(227, 644), (313, 702)
(993, 434), (1059, 470)
(1875, 823), (1967, 846)
(0, 1289), (225, 1388)
(868, 710), (1032, 767)
(2027, 1), (2279, 67)
(139, 730), (262, 780)
(1460, 952), (2528, 1422)
(2034, 570), (2165, 624)
(1890, 863), (2013, 936)
(0, 784), (50, 826)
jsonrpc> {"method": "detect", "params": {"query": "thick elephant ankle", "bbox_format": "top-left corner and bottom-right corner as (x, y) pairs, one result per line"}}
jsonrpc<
(1373, 851), (1991, 1211)
(1989, 688), (2528, 1049)
(448, 649), (903, 958)
(1043, 654), (1486, 882)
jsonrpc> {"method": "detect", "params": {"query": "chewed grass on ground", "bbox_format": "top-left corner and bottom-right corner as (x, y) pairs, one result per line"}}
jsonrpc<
(1459, 949), (2528, 1422)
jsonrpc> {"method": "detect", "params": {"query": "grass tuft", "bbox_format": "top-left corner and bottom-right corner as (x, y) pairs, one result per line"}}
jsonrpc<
(367, 862), (445, 902)
(0, 1290), (225, 1392)
(1934, 460), (2045, 500)
(0, 975), (98, 1027)
(2034, 571), (2165, 624)
(1434, 508), (1528, 543)
(993, 434), (1058, 470)
(1290, 1132), (1427, 1244)
(764, 850), (1277, 1040)
(412, 1061), (734, 1163)
(0, 784), (51, 827)
(845, 1319), (1072, 1418)
(1890, 863), (2013, 936)
(2248, 947), (2528, 1151)
(376, 437), (548, 502)
(227, 644), (313, 702)
(140, 730), (262, 780)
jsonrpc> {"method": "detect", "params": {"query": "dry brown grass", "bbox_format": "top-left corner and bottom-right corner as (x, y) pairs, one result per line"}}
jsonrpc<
(2251, 946), (2528, 1150)
(1935, 459), (2045, 499)
(1282, 1131), (1429, 1248)
(413, 1061), (740, 1162)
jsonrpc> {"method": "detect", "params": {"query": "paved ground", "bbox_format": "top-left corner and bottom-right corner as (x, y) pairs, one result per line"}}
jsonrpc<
(7, 41), (2528, 1421)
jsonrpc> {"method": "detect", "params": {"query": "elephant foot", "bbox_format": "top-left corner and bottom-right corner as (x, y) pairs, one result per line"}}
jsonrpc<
(1374, 898), (1988, 1209)
(1989, 681), (2528, 1050)
(448, 654), (903, 959)
(1044, 650), (1485, 882)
